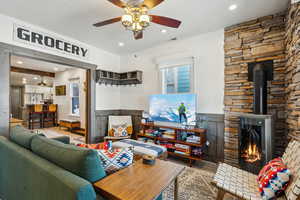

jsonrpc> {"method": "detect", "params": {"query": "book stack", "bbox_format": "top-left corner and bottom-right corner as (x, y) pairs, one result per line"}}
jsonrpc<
(161, 129), (176, 139)
(174, 144), (190, 155)
(144, 129), (155, 137)
(160, 142), (175, 151)
(186, 135), (201, 144)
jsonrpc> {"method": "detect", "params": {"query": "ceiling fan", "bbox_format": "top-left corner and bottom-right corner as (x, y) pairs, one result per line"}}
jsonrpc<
(38, 76), (47, 87)
(93, 0), (182, 40)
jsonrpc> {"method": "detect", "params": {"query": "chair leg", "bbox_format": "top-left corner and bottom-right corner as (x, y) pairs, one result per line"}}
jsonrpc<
(216, 189), (225, 200)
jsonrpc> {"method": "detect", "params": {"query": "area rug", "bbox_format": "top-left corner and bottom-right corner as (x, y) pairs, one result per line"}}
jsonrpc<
(163, 167), (236, 200)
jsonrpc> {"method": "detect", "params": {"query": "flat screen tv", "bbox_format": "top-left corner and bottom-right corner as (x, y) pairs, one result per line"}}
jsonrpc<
(149, 94), (196, 124)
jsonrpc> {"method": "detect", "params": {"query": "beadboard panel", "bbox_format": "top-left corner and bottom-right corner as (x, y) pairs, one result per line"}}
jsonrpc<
(197, 113), (225, 163)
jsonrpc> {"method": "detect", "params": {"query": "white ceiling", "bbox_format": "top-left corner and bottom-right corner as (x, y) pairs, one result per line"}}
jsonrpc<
(11, 55), (72, 73)
(0, 0), (289, 55)
(10, 55), (73, 86)
(11, 72), (54, 86)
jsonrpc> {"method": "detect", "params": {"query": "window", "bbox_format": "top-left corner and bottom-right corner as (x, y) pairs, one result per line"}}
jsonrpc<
(161, 64), (193, 94)
(70, 82), (80, 115)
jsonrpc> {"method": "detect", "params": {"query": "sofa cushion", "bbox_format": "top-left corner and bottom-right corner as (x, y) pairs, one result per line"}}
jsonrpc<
(77, 142), (109, 150)
(31, 136), (106, 183)
(0, 136), (97, 200)
(10, 125), (36, 149)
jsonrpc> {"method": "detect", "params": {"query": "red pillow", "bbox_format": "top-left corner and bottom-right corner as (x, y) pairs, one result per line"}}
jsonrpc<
(77, 142), (109, 150)
(257, 157), (291, 199)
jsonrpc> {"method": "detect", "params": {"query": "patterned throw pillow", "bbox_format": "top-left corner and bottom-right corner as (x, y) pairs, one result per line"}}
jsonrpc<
(257, 157), (291, 200)
(97, 147), (133, 174)
(108, 123), (132, 137)
(77, 142), (109, 150)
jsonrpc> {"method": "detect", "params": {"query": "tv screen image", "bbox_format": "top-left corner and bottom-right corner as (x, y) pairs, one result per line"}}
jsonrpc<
(149, 94), (196, 124)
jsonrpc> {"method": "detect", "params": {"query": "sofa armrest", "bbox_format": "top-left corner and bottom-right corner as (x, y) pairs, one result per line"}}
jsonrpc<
(0, 136), (96, 200)
(52, 136), (70, 144)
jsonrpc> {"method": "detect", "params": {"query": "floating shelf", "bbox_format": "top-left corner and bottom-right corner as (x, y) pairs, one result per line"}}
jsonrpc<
(96, 69), (143, 86)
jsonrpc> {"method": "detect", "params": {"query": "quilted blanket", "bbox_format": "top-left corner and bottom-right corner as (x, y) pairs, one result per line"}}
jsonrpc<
(112, 139), (167, 158)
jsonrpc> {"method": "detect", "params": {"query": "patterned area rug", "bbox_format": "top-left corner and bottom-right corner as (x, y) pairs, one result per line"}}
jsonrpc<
(163, 167), (236, 200)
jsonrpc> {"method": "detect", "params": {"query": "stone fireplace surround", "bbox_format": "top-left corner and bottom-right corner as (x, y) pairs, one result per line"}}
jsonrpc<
(224, 2), (300, 166)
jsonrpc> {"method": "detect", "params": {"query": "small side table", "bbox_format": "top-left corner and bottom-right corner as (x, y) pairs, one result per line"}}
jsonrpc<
(10, 118), (24, 127)
(59, 120), (80, 133)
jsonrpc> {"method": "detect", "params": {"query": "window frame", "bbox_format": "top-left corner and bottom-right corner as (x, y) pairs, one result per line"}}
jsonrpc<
(69, 80), (80, 116)
(159, 62), (194, 94)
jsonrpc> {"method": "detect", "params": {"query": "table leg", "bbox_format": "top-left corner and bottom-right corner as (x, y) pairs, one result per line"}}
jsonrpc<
(174, 177), (178, 200)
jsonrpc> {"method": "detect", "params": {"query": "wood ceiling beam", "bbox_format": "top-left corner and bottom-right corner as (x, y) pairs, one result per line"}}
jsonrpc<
(10, 66), (55, 78)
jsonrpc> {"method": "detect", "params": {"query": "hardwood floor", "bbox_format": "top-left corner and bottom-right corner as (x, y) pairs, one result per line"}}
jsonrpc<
(37, 127), (85, 144)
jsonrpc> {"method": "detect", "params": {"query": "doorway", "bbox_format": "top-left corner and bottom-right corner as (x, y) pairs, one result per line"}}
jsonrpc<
(10, 55), (90, 144)
(0, 42), (97, 143)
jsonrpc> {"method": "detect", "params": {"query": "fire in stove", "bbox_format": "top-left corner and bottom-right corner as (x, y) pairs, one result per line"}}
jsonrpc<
(239, 115), (273, 174)
(241, 142), (261, 163)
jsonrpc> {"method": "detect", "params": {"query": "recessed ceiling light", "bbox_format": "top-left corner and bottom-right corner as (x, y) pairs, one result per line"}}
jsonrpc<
(161, 29), (167, 34)
(229, 4), (237, 11)
(54, 67), (59, 71)
(33, 77), (38, 80)
(118, 42), (125, 47)
(17, 61), (23, 64)
(22, 78), (26, 81)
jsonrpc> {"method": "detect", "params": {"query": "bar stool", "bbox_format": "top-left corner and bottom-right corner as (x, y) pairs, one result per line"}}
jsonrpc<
(43, 104), (57, 128)
(28, 104), (43, 129)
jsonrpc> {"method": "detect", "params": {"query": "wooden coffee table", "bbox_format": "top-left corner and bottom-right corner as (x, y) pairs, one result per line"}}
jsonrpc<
(94, 159), (185, 200)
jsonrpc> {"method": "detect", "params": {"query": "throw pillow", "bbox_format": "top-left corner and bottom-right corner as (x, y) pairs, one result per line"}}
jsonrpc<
(109, 123), (130, 137)
(77, 142), (109, 150)
(97, 147), (133, 174)
(257, 157), (291, 200)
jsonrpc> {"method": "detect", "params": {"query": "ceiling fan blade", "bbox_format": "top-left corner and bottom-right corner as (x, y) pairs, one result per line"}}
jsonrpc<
(134, 31), (143, 40)
(150, 15), (181, 28)
(106, 0), (126, 8)
(93, 17), (121, 27)
(142, 0), (164, 9)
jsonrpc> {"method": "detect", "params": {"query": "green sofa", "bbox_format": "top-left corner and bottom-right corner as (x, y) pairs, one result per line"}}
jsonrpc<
(0, 126), (163, 200)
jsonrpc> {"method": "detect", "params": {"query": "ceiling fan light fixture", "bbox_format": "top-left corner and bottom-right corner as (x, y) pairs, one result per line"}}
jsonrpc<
(93, 0), (182, 40)
(139, 14), (150, 27)
(132, 22), (143, 31)
(121, 14), (133, 27)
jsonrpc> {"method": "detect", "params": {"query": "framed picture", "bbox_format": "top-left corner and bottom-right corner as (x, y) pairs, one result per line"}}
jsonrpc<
(55, 85), (66, 96)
